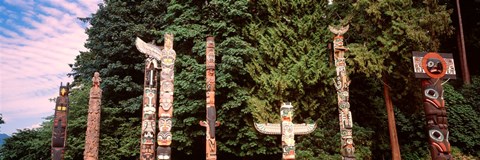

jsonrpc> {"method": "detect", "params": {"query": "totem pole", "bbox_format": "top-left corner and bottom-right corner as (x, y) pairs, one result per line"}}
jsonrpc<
(329, 25), (355, 160)
(199, 36), (220, 160)
(84, 72), (102, 160)
(136, 34), (176, 160)
(51, 83), (70, 160)
(412, 52), (456, 159)
(137, 42), (159, 160)
(254, 102), (317, 160)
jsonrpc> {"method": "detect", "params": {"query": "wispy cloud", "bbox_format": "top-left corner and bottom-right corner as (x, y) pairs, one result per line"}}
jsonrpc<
(0, 0), (102, 135)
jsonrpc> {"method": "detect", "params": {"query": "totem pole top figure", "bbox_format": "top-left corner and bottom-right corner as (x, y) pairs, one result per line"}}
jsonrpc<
(92, 72), (101, 88)
(412, 52), (456, 79)
(329, 25), (349, 54)
(59, 82), (70, 97)
(135, 34), (176, 67)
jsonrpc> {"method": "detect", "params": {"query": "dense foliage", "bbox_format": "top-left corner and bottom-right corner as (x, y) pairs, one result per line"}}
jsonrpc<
(1, 0), (479, 160)
(0, 120), (52, 160)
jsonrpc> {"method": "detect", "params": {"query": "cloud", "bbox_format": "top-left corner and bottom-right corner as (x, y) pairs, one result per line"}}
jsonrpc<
(27, 123), (43, 130)
(0, 0), (102, 135)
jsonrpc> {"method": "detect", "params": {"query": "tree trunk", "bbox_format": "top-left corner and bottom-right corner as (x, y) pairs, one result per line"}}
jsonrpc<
(382, 76), (401, 160)
(456, 0), (471, 84)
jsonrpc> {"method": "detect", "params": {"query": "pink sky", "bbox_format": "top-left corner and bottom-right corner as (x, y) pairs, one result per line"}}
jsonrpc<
(0, 0), (102, 135)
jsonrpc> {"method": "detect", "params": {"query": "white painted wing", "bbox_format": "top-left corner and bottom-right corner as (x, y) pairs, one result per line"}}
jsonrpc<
(328, 25), (349, 35)
(293, 123), (316, 135)
(135, 37), (162, 60)
(254, 123), (281, 135)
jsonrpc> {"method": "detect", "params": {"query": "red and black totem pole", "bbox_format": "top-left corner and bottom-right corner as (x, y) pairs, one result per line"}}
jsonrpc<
(412, 52), (456, 160)
(136, 34), (176, 160)
(200, 36), (220, 160)
(51, 83), (70, 160)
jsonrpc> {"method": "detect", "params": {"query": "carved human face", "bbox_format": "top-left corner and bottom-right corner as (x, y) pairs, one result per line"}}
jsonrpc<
(420, 52), (447, 79)
(426, 58), (443, 75)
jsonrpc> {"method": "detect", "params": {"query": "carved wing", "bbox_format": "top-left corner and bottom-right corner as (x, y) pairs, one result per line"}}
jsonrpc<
(135, 37), (162, 60)
(254, 123), (281, 135)
(328, 25), (349, 36)
(293, 123), (316, 135)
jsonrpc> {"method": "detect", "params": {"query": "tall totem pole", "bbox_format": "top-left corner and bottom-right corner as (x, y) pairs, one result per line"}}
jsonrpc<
(254, 102), (317, 160)
(136, 34), (176, 160)
(51, 83), (70, 160)
(329, 25), (355, 159)
(84, 72), (102, 160)
(199, 36), (220, 160)
(412, 52), (456, 159)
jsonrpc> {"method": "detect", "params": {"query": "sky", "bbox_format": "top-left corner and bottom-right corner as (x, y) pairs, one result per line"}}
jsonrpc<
(0, 0), (102, 135)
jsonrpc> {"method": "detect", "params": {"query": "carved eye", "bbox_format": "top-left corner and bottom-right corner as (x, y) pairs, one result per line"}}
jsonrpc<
(427, 61), (435, 67)
(346, 139), (353, 144)
(424, 88), (439, 99)
(429, 129), (444, 142)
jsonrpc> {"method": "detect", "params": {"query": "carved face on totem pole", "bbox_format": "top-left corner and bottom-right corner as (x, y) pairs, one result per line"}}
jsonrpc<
(422, 53), (446, 79)
(141, 144), (155, 160)
(160, 94), (173, 114)
(157, 115), (172, 146)
(160, 68), (173, 80)
(158, 116), (172, 132)
(142, 120), (155, 144)
(52, 119), (66, 147)
(334, 36), (344, 48)
(280, 103), (293, 122)
(157, 131), (172, 146)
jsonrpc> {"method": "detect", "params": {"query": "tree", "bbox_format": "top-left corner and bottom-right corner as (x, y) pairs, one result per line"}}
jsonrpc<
(0, 120), (52, 160)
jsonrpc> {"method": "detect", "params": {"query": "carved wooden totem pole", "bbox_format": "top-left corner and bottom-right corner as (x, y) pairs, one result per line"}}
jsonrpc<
(199, 36), (220, 160)
(138, 42), (159, 160)
(329, 25), (355, 160)
(84, 72), (102, 160)
(136, 34), (176, 160)
(254, 102), (317, 160)
(412, 52), (456, 160)
(51, 83), (70, 160)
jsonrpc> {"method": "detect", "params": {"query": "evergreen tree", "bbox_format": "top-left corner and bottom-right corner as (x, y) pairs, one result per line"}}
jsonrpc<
(245, 0), (374, 159)
(0, 120), (52, 160)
